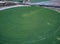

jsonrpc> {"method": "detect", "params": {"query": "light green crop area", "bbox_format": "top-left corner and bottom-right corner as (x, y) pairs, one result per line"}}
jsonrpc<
(0, 6), (60, 44)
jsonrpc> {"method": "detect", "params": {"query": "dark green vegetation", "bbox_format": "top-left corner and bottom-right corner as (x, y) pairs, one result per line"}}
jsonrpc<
(12, 0), (48, 2)
(0, 6), (60, 44)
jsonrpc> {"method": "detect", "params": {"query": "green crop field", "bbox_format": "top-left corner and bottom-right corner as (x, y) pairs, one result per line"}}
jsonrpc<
(0, 6), (60, 44)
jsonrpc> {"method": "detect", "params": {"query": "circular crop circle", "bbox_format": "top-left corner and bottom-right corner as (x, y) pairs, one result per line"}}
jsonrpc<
(0, 6), (60, 44)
